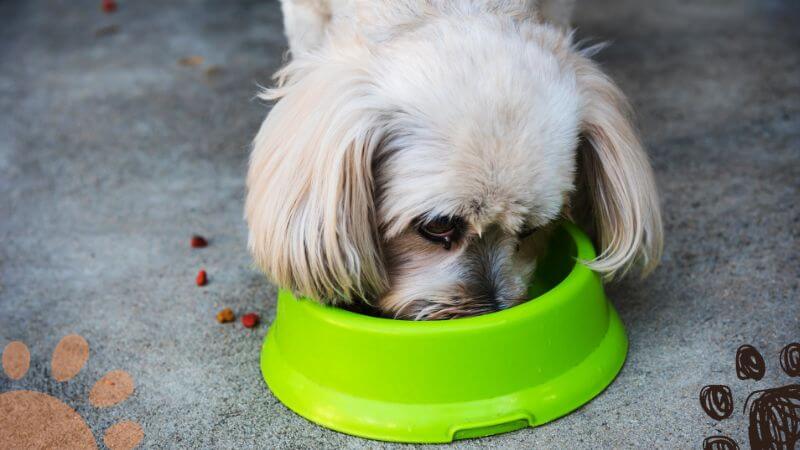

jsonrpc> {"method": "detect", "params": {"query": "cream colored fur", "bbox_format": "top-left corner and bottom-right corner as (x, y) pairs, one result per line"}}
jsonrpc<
(245, 0), (663, 319)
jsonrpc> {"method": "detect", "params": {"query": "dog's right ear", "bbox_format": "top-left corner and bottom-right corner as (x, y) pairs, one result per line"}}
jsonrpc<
(571, 54), (664, 279)
(245, 54), (387, 305)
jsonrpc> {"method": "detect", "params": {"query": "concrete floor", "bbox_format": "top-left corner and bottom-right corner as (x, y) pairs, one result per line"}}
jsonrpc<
(1, 0), (798, 448)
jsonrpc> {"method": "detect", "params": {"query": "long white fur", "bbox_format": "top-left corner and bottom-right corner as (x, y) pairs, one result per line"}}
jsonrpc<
(245, 0), (663, 317)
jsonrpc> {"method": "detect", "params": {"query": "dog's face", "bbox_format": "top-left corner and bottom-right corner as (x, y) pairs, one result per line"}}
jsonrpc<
(371, 20), (580, 318)
(246, 15), (663, 319)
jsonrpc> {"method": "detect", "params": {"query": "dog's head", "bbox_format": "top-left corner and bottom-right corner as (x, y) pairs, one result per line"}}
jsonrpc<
(245, 10), (662, 319)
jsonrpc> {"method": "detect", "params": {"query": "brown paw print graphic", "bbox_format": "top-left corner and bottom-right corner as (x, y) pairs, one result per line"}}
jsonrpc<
(700, 343), (800, 450)
(1, 334), (143, 450)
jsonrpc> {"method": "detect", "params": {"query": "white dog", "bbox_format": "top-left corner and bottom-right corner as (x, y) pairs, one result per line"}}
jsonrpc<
(246, 0), (663, 320)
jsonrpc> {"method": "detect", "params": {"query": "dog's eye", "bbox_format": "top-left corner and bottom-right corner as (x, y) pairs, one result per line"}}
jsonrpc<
(518, 225), (538, 240)
(417, 216), (463, 250)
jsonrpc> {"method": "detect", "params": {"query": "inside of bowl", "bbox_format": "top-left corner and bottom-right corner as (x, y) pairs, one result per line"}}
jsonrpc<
(526, 226), (577, 299)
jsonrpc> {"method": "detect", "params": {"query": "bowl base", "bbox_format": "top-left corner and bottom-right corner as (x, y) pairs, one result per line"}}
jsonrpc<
(260, 304), (627, 443)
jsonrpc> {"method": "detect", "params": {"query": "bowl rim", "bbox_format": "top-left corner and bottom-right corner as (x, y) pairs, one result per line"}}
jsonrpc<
(284, 221), (596, 332)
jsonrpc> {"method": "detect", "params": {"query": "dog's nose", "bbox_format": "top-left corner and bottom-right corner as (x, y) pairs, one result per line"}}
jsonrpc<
(459, 276), (530, 313)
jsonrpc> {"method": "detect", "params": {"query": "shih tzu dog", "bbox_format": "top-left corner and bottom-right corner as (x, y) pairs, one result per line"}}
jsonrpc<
(245, 0), (663, 320)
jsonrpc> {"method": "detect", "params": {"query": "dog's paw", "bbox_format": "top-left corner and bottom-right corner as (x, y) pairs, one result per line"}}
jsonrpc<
(699, 343), (800, 450)
(1, 335), (144, 450)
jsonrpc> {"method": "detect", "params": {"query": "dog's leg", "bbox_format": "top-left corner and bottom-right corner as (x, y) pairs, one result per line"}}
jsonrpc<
(280, 0), (332, 55)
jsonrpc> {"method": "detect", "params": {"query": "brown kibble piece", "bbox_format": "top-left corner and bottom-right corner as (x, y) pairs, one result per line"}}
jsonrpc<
(101, 0), (117, 13)
(90, 370), (135, 407)
(190, 235), (208, 248)
(241, 313), (259, 329)
(216, 308), (235, 323)
(196, 269), (207, 286)
(104, 420), (144, 450)
(2, 341), (30, 380)
(736, 344), (765, 380)
(51, 334), (90, 382)
(178, 56), (204, 67)
(700, 385), (734, 420)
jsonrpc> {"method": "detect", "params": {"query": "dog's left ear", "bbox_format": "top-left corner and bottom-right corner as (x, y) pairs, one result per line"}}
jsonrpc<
(572, 57), (664, 279)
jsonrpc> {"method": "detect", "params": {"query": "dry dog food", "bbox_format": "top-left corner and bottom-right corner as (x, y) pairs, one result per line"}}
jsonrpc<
(179, 56), (204, 67)
(190, 235), (208, 248)
(241, 313), (259, 328)
(216, 308), (234, 323)
(196, 269), (207, 286)
(101, 0), (117, 13)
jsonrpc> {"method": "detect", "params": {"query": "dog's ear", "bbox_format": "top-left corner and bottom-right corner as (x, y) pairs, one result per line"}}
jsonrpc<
(571, 58), (663, 279)
(245, 56), (387, 304)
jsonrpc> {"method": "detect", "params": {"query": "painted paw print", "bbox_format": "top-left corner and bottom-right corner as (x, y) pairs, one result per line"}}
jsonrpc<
(1, 334), (143, 449)
(699, 343), (800, 450)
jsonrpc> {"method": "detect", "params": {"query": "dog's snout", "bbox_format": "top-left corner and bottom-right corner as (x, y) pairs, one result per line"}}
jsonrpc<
(380, 223), (538, 320)
(461, 227), (530, 310)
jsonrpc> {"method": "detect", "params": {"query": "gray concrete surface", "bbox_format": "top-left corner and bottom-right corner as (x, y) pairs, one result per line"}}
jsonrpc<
(1, 0), (798, 448)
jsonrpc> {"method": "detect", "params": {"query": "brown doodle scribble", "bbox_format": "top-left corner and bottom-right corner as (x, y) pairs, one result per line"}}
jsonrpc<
(700, 385), (735, 420)
(780, 343), (800, 377)
(736, 344), (766, 381)
(745, 384), (800, 450)
(699, 343), (800, 450)
(702, 435), (740, 450)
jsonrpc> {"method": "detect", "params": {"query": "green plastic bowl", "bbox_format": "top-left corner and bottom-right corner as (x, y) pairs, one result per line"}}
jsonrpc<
(260, 223), (627, 443)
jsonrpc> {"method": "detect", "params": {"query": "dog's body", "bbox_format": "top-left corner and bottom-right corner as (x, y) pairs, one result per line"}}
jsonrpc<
(246, 0), (663, 320)
(280, 0), (576, 54)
